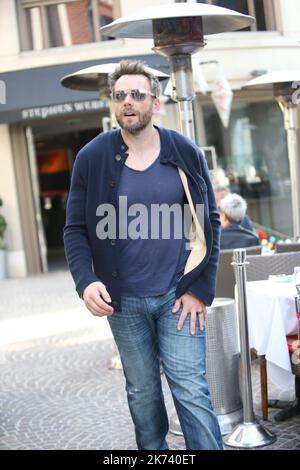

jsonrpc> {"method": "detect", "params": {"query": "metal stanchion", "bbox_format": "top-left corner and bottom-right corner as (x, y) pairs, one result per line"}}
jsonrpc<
(223, 249), (276, 448)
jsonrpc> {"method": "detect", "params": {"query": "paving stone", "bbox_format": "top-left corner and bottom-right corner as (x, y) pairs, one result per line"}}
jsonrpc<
(0, 271), (299, 450)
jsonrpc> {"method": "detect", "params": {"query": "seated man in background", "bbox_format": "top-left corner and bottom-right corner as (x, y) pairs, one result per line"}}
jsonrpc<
(214, 184), (254, 232)
(220, 193), (260, 249)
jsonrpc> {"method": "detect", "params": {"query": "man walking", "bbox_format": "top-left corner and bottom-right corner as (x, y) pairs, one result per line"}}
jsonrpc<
(64, 60), (222, 450)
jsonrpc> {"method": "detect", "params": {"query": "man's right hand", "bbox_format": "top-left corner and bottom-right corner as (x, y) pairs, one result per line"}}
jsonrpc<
(83, 281), (114, 317)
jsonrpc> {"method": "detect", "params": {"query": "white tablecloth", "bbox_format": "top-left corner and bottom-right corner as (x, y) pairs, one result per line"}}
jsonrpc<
(245, 280), (298, 390)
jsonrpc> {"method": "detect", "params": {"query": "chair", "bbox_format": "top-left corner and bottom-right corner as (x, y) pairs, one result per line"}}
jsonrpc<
(246, 251), (300, 281)
(246, 251), (300, 420)
(271, 336), (300, 422)
(216, 245), (262, 299)
(275, 242), (300, 253)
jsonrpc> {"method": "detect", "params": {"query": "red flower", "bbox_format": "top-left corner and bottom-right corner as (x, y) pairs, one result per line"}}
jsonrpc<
(256, 229), (268, 240)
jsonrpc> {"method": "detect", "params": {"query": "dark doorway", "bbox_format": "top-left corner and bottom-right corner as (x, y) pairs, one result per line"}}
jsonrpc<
(32, 118), (100, 270)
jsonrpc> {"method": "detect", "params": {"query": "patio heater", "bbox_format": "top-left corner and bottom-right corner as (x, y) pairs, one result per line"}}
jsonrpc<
(61, 63), (168, 370)
(100, 2), (255, 141)
(61, 63), (169, 131)
(244, 71), (300, 242)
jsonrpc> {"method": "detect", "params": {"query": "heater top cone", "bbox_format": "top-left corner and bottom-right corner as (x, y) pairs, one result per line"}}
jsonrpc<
(100, 3), (255, 40)
(61, 63), (169, 92)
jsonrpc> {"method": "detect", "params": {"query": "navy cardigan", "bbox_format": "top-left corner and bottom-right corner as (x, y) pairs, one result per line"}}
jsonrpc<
(63, 126), (220, 310)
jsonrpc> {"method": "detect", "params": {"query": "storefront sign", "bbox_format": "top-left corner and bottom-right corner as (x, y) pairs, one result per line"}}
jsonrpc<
(0, 55), (168, 124)
(21, 99), (107, 120)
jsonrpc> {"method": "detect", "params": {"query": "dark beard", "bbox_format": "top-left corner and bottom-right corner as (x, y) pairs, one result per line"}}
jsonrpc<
(116, 109), (152, 135)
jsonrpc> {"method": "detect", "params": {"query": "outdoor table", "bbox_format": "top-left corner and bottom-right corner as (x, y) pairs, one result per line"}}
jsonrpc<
(244, 279), (298, 390)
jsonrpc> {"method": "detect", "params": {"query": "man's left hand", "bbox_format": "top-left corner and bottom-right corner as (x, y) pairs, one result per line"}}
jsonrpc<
(172, 292), (207, 335)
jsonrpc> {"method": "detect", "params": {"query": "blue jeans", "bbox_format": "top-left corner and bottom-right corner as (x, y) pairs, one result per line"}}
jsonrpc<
(108, 282), (223, 450)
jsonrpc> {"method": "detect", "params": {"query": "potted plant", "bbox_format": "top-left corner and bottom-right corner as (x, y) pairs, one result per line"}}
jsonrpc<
(0, 197), (7, 279)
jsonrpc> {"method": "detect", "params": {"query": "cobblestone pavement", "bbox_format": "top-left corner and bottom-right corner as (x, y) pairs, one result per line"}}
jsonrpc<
(0, 271), (299, 450)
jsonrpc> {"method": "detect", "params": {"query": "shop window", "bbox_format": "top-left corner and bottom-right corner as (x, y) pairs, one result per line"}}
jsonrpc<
(177, 0), (276, 31)
(37, 148), (70, 199)
(16, 0), (116, 51)
(202, 101), (292, 236)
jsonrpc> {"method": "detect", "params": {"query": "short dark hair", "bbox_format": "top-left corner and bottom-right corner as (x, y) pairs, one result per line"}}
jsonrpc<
(108, 60), (161, 97)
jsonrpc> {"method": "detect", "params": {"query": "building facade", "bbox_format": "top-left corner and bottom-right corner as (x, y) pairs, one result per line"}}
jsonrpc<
(0, 0), (300, 277)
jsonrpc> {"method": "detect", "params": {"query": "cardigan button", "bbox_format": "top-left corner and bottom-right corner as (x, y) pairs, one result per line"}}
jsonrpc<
(110, 180), (116, 188)
(112, 271), (118, 277)
(115, 154), (122, 161)
(112, 300), (118, 308)
(111, 239), (117, 246)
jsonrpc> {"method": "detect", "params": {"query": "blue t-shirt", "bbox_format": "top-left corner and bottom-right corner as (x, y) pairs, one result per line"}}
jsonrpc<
(117, 155), (190, 297)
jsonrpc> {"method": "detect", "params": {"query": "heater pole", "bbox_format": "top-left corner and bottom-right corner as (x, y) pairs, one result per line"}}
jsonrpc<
(168, 54), (196, 141)
(282, 104), (300, 241)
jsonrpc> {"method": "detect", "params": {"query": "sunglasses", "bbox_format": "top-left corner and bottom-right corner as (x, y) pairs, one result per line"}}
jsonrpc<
(111, 88), (156, 103)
